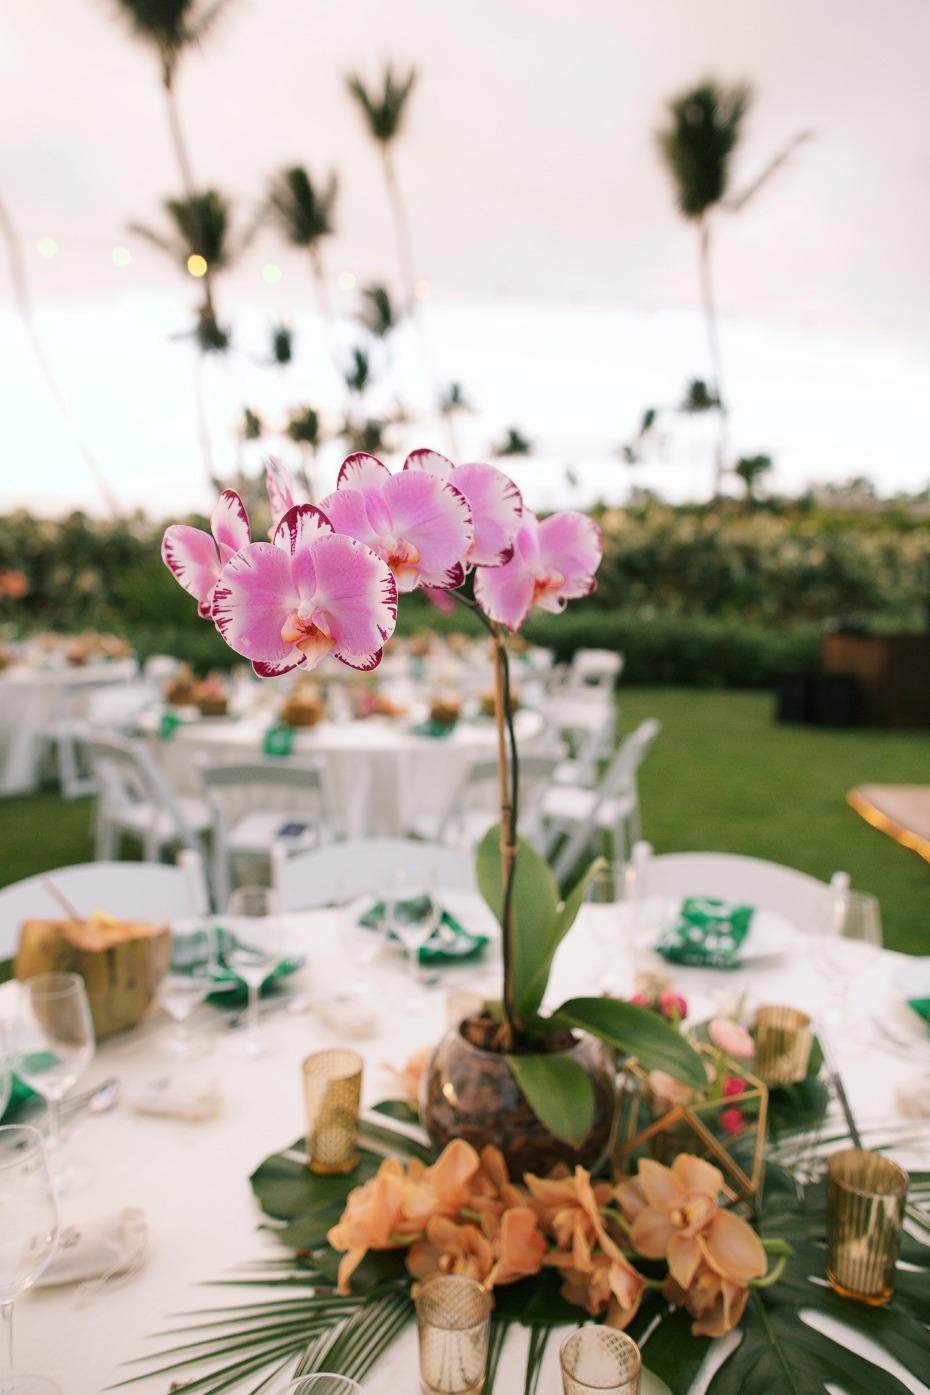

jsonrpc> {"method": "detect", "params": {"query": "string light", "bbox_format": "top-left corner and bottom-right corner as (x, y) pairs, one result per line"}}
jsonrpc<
(337, 270), (356, 291)
(111, 246), (132, 268)
(187, 254), (208, 278)
(37, 236), (58, 258)
(262, 263), (282, 284)
(415, 279), (432, 299)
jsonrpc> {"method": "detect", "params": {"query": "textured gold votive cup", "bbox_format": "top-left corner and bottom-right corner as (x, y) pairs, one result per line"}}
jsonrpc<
(826, 1149), (909, 1306)
(302, 1049), (363, 1175)
(754, 1005), (813, 1085)
(415, 1274), (492, 1395)
(559, 1327), (642, 1395)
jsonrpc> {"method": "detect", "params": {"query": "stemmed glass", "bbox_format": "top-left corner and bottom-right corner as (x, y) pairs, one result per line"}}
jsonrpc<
(156, 924), (214, 1056)
(0, 1124), (61, 1394)
(15, 974), (95, 1192)
(224, 886), (283, 1057)
(814, 888), (883, 1029)
(384, 869), (441, 1008)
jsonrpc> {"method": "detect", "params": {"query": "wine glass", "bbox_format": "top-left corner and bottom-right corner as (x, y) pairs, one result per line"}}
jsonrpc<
(156, 924), (214, 1057)
(814, 888), (883, 1029)
(224, 886), (283, 1056)
(384, 869), (441, 1007)
(15, 974), (95, 1191)
(0, 1125), (61, 1393)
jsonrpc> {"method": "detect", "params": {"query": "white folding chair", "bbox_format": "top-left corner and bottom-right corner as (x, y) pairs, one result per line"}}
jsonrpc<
(198, 757), (340, 911)
(561, 648), (624, 697)
(406, 753), (560, 854)
(541, 718), (661, 883)
(545, 694), (617, 787)
(630, 842), (849, 934)
(271, 839), (477, 912)
(80, 729), (212, 866)
(0, 852), (210, 962)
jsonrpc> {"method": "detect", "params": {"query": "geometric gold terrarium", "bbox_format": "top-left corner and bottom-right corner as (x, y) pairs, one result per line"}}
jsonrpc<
(613, 1045), (768, 1214)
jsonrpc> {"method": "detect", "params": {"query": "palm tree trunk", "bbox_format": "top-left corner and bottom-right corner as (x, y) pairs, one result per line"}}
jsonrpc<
(381, 148), (417, 313)
(191, 344), (219, 492)
(0, 193), (120, 515)
(698, 216), (729, 497)
(162, 63), (198, 200)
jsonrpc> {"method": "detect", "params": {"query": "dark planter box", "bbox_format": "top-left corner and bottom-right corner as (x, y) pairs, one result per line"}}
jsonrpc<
(821, 633), (930, 729)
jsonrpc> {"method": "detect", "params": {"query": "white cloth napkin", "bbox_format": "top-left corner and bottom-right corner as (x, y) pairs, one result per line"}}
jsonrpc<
(38, 1208), (148, 1301)
(132, 1073), (222, 1121)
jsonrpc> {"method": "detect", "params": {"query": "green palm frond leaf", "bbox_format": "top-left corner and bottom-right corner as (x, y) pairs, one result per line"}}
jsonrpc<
(657, 78), (752, 219)
(267, 166), (338, 249)
(346, 64), (418, 145)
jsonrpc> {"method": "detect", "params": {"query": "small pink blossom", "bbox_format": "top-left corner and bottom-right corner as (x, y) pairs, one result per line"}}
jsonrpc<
(720, 1108), (745, 1136)
(660, 992), (688, 1021)
(723, 1076), (746, 1098)
(708, 1018), (755, 1060)
(628, 991), (649, 1007)
(473, 509), (601, 633)
(162, 490), (251, 618)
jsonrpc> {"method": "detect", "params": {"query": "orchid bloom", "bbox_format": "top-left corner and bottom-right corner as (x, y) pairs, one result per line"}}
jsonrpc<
(161, 489), (251, 619)
(473, 509), (601, 633)
(319, 453), (474, 592)
(620, 1155), (767, 1317)
(403, 449), (523, 567)
(266, 456), (297, 533)
(406, 1216), (495, 1290)
(708, 1018), (755, 1060)
(663, 1264), (752, 1338)
(211, 504), (397, 677)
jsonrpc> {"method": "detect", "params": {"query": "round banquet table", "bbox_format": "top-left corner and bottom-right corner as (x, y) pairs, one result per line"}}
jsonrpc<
(145, 706), (548, 839)
(7, 894), (930, 1395)
(0, 658), (139, 796)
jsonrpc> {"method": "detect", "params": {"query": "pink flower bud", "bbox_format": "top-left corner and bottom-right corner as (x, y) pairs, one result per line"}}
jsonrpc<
(723, 1076), (746, 1097)
(660, 992), (688, 1020)
(721, 1107), (745, 1136)
(629, 991), (649, 1007)
(708, 1018), (755, 1060)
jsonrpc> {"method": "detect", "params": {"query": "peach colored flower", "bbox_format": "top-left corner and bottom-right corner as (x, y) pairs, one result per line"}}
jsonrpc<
(546, 1223), (645, 1328)
(663, 1264), (751, 1337)
(626, 1155), (766, 1307)
(327, 1158), (420, 1292)
(646, 1069), (694, 1112)
(381, 1047), (431, 1108)
(524, 1166), (615, 1256)
(708, 1018), (755, 1059)
(406, 1216), (495, 1290)
(484, 1206), (547, 1288)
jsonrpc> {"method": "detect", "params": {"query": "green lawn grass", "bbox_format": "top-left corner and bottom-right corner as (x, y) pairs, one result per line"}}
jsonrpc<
(1, 687), (928, 955)
(619, 688), (930, 956)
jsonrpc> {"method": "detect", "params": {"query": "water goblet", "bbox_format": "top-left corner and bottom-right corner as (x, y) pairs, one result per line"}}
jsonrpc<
(15, 974), (95, 1192)
(0, 1124), (61, 1394)
(384, 870), (441, 1007)
(157, 925), (215, 1057)
(814, 888), (883, 1029)
(224, 886), (283, 1057)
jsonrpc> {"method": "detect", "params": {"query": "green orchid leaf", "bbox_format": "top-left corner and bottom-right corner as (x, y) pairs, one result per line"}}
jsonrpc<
(517, 855), (606, 1020)
(548, 997), (707, 1088)
(477, 827), (560, 1012)
(504, 1052), (594, 1145)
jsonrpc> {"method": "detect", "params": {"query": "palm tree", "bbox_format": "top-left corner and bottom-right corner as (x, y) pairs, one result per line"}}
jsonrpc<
(438, 380), (472, 459)
(346, 64), (419, 309)
(734, 453), (772, 505)
(132, 188), (236, 349)
(109, 0), (231, 196)
(657, 80), (750, 495)
(493, 427), (533, 458)
(357, 283), (400, 341)
(266, 166), (339, 322)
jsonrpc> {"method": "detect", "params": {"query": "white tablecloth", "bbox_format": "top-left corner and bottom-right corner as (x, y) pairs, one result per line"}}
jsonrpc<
(0, 660), (138, 796)
(147, 707), (547, 839)
(9, 904), (930, 1395)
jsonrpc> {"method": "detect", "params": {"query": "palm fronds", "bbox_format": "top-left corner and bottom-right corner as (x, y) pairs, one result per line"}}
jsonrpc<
(266, 167), (338, 251)
(345, 64), (418, 146)
(657, 79), (752, 221)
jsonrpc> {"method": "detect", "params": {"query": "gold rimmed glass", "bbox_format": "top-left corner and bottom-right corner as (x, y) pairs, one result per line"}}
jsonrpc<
(754, 1005), (813, 1085)
(826, 1148), (909, 1305)
(415, 1274), (492, 1395)
(559, 1327), (642, 1395)
(302, 1050), (363, 1175)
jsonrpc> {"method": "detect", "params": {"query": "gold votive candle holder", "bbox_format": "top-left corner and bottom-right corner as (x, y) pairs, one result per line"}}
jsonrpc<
(303, 1049), (363, 1175)
(415, 1274), (492, 1395)
(754, 1005), (813, 1085)
(826, 1148), (909, 1306)
(559, 1327), (642, 1395)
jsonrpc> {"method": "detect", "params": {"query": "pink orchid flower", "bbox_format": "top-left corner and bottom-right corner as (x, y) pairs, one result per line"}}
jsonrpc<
(473, 509), (601, 633)
(161, 490), (251, 619)
(318, 453), (474, 593)
(211, 504), (397, 677)
(403, 450), (523, 567)
(266, 456), (297, 532)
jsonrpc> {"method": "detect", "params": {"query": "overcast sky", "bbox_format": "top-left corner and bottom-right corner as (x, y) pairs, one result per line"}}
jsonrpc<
(2, 0), (929, 518)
